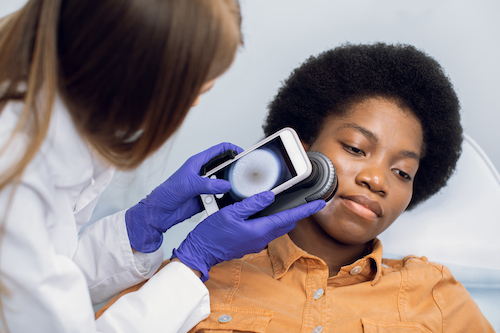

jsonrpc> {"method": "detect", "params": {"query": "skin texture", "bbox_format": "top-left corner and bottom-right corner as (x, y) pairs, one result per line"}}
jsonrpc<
(289, 97), (423, 277)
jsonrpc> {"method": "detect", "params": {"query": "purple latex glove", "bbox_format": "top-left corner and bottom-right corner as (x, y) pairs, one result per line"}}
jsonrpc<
(172, 191), (325, 281)
(126, 142), (243, 253)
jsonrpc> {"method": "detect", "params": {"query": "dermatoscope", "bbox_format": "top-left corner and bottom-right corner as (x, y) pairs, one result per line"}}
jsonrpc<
(201, 146), (338, 218)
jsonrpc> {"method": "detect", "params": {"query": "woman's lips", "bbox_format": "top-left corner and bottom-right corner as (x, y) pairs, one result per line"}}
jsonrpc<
(340, 195), (383, 221)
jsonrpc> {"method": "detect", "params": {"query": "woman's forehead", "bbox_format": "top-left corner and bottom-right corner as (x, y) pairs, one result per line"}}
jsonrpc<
(321, 97), (424, 155)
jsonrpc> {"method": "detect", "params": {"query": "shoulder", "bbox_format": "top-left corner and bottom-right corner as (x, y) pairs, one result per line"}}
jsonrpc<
(381, 255), (457, 289)
(381, 255), (476, 303)
(384, 257), (495, 331)
(383, 255), (445, 273)
(39, 97), (96, 186)
(1, 97), (97, 188)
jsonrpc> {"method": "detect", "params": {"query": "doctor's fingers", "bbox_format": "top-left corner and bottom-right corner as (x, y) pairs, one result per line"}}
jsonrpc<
(226, 191), (276, 219)
(164, 197), (204, 227)
(261, 200), (326, 232)
(185, 142), (243, 171)
(159, 172), (232, 207)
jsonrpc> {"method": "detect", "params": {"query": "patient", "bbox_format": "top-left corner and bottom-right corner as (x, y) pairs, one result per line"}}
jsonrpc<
(97, 43), (493, 332)
(189, 43), (494, 332)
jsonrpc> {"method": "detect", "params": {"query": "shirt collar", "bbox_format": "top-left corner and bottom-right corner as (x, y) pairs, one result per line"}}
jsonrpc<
(268, 235), (384, 286)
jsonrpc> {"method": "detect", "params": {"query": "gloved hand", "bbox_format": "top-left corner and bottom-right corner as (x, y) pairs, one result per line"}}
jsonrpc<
(126, 142), (243, 253)
(171, 191), (325, 281)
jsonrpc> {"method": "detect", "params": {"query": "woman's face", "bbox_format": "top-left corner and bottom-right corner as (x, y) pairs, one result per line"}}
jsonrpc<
(303, 97), (423, 245)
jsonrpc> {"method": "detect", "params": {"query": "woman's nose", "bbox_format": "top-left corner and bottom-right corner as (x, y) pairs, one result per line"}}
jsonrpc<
(355, 165), (388, 196)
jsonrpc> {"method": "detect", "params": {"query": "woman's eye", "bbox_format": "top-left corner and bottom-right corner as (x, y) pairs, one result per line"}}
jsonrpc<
(394, 169), (412, 181)
(343, 144), (365, 156)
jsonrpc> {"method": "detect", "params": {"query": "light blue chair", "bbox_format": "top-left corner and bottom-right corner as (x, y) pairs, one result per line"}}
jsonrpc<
(379, 134), (500, 330)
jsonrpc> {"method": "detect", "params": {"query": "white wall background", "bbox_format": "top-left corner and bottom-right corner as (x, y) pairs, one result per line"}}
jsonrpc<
(1, 0), (500, 253)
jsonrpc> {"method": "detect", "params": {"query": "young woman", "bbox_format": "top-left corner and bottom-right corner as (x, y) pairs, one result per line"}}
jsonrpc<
(0, 0), (324, 332)
(188, 43), (494, 332)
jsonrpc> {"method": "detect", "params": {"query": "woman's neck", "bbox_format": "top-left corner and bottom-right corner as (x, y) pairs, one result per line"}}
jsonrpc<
(288, 218), (370, 277)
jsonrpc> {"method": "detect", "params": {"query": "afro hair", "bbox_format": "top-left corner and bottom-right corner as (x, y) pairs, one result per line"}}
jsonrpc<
(263, 43), (462, 210)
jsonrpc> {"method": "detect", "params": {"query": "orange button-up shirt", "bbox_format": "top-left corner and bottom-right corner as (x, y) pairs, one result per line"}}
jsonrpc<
(190, 235), (494, 333)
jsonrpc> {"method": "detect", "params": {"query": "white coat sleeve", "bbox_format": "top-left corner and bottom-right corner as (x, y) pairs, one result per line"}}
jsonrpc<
(0, 166), (210, 333)
(73, 210), (164, 304)
(96, 261), (211, 333)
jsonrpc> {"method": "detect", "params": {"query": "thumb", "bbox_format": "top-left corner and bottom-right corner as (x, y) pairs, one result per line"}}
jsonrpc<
(177, 176), (231, 200)
(255, 200), (326, 241)
(189, 142), (244, 170)
(228, 191), (275, 218)
(197, 177), (232, 195)
(265, 200), (325, 229)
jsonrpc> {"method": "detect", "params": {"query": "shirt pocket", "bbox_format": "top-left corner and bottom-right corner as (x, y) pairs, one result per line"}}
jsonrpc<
(191, 305), (274, 333)
(361, 318), (433, 333)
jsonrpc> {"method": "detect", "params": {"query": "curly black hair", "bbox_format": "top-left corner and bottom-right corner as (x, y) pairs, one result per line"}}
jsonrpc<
(263, 43), (462, 210)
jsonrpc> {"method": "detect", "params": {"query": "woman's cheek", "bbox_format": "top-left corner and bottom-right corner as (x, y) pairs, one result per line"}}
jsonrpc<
(313, 197), (340, 222)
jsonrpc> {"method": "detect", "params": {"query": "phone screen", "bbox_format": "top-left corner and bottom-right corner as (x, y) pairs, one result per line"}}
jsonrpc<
(210, 136), (297, 210)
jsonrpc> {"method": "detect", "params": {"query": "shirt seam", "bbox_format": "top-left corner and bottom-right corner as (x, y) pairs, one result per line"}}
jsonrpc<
(398, 268), (409, 322)
(431, 263), (446, 333)
(303, 259), (314, 331)
(321, 270), (328, 332)
(225, 259), (244, 305)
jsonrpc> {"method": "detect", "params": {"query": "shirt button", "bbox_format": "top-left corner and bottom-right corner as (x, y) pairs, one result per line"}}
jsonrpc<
(311, 325), (323, 333)
(350, 266), (362, 275)
(218, 314), (232, 323)
(313, 288), (324, 300)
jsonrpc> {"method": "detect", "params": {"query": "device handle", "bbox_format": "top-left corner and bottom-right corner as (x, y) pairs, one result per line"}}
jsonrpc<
(200, 149), (238, 176)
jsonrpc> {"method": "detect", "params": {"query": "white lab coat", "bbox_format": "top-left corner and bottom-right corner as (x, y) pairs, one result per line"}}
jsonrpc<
(0, 97), (210, 332)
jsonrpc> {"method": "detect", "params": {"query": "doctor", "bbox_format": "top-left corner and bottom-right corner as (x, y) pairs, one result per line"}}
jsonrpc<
(0, 0), (325, 332)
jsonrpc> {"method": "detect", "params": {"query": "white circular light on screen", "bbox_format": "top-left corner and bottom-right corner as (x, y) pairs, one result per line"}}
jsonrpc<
(229, 148), (280, 199)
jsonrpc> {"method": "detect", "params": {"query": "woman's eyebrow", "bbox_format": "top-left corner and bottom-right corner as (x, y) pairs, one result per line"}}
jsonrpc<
(340, 122), (421, 161)
(339, 123), (378, 142)
(399, 150), (420, 161)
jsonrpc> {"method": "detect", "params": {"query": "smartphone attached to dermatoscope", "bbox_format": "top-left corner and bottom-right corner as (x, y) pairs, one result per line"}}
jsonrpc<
(200, 128), (312, 216)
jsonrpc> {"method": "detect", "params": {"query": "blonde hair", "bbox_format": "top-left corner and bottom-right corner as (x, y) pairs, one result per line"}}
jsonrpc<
(0, 0), (242, 190)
